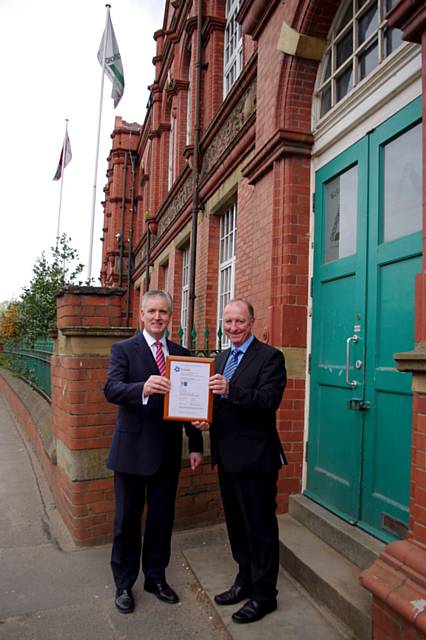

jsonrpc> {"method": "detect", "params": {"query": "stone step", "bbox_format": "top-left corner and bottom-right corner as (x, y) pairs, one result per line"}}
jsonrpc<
(288, 494), (385, 569)
(184, 541), (349, 640)
(278, 513), (372, 640)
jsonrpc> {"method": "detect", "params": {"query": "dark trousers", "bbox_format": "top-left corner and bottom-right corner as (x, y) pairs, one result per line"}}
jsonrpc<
(218, 466), (279, 602)
(111, 466), (180, 590)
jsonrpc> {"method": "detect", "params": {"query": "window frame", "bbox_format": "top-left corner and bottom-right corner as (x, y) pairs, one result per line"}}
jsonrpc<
(223, 0), (243, 98)
(216, 202), (237, 348)
(180, 244), (190, 347)
(315, 0), (403, 121)
(168, 111), (176, 191)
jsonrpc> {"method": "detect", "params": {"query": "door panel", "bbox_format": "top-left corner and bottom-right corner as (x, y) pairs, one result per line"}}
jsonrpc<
(306, 138), (368, 521)
(360, 100), (422, 539)
(307, 97), (422, 541)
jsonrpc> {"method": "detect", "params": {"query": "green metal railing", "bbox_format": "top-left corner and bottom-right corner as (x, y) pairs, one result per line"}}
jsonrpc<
(172, 325), (224, 356)
(2, 326), (223, 404)
(4, 338), (54, 401)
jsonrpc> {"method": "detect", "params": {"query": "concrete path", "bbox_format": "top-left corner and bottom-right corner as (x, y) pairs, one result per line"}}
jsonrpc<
(0, 390), (349, 640)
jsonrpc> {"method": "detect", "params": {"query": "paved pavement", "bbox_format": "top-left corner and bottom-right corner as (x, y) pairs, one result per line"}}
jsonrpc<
(0, 390), (349, 640)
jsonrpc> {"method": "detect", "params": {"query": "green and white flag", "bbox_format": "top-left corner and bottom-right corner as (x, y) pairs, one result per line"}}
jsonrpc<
(97, 13), (124, 108)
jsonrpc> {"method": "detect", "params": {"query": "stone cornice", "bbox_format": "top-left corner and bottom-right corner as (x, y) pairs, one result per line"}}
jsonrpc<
(56, 286), (127, 298)
(185, 15), (198, 38)
(394, 343), (426, 393)
(237, 0), (281, 40)
(394, 342), (426, 372)
(154, 29), (165, 42)
(387, 0), (426, 44)
(243, 129), (313, 184)
(60, 327), (136, 338)
(202, 16), (227, 42)
(148, 122), (171, 139)
(360, 540), (426, 635)
(166, 78), (190, 99)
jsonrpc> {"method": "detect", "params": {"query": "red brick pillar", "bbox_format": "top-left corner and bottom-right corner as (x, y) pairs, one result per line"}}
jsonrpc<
(360, 3), (426, 638)
(51, 286), (135, 544)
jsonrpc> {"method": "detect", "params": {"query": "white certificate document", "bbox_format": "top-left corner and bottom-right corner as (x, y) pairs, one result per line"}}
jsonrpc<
(164, 356), (214, 421)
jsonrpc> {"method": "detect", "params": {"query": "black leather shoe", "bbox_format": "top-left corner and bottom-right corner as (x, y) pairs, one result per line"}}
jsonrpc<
(232, 598), (277, 624)
(144, 580), (179, 604)
(214, 584), (251, 606)
(115, 588), (135, 613)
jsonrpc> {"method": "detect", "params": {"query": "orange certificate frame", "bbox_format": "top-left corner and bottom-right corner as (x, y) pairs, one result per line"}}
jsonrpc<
(163, 355), (214, 422)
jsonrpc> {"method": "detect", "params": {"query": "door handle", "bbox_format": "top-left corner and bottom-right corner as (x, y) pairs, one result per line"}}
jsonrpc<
(345, 335), (359, 388)
(348, 399), (371, 411)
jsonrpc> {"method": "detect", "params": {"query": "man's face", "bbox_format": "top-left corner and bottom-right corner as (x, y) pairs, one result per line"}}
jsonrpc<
(223, 301), (254, 348)
(140, 296), (172, 340)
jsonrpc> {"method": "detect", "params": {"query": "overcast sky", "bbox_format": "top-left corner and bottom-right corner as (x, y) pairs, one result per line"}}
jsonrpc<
(0, 0), (166, 303)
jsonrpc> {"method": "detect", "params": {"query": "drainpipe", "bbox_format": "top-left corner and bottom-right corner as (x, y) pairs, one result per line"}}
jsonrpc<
(118, 150), (128, 287)
(187, 0), (203, 348)
(145, 226), (151, 293)
(126, 151), (137, 326)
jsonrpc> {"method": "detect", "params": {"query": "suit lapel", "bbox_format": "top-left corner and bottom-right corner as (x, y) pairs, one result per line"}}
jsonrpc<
(167, 339), (181, 356)
(133, 333), (158, 374)
(216, 349), (231, 374)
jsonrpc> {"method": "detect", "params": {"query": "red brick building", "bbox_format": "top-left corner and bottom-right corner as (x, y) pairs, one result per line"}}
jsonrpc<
(100, 0), (426, 637)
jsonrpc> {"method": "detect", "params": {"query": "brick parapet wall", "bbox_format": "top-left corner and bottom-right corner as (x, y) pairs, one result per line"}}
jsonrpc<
(0, 286), (224, 546)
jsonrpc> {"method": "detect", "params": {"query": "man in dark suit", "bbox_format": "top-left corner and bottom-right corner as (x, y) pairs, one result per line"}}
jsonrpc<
(104, 290), (203, 614)
(195, 298), (286, 624)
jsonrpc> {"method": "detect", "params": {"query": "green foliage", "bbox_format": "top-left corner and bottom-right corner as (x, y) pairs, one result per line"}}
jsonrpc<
(16, 234), (84, 342)
(0, 301), (20, 340)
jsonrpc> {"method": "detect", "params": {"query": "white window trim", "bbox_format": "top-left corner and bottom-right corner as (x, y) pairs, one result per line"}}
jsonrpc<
(216, 203), (237, 348)
(313, 0), (409, 125)
(312, 43), (421, 158)
(186, 57), (192, 146)
(181, 245), (190, 347)
(223, 0), (242, 98)
(168, 112), (175, 190)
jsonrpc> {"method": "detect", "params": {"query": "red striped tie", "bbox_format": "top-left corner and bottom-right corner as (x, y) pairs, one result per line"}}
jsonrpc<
(155, 341), (166, 376)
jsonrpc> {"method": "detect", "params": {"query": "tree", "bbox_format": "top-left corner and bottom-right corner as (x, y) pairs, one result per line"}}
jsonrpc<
(0, 302), (20, 340)
(17, 234), (84, 341)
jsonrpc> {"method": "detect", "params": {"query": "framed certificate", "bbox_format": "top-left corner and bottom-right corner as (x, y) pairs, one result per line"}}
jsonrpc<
(163, 355), (214, 422)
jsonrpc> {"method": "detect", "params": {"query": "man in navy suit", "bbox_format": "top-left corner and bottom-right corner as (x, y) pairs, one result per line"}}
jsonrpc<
(195, 299), (286, 624)
(104, 290), (203, 614)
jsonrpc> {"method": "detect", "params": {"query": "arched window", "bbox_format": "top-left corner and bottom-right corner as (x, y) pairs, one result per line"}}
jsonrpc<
(315, 0), (403, 119)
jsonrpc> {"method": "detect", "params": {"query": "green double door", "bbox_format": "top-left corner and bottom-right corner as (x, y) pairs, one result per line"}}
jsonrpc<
(306, 98), (422, 542)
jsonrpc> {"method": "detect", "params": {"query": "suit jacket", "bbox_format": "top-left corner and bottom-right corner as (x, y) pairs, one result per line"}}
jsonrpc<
(104, 333), (203, 476)
(210, 337), (287, 475)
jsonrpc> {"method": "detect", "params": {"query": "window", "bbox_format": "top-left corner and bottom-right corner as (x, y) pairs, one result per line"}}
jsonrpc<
(223, 0), (242, 98)
(160, 262), (169, 292)
(181, 245), (190, 347)
(316, 0), (403, 118)
(217, 203), (237, 347)
(168, 112), (176, 190)
(186, 56), (192, 145)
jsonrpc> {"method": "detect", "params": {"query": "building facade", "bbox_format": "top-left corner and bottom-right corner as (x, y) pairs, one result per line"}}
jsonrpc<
(100, 0), (426, 636)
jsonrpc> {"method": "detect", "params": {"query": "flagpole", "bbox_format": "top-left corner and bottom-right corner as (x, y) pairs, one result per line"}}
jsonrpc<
(88, 4), (110, 283)
(56, 119), (69, 246)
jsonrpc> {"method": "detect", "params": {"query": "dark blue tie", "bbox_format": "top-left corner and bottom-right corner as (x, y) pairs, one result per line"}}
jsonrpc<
(222, 349), (241, 382)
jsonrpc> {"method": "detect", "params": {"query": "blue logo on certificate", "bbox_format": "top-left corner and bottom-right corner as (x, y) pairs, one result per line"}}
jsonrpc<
(174, 366), (181, 372)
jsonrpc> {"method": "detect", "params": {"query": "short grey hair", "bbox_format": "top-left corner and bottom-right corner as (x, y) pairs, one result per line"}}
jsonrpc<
(141, 290), (173, 313)
(225, 298), (255, 321)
